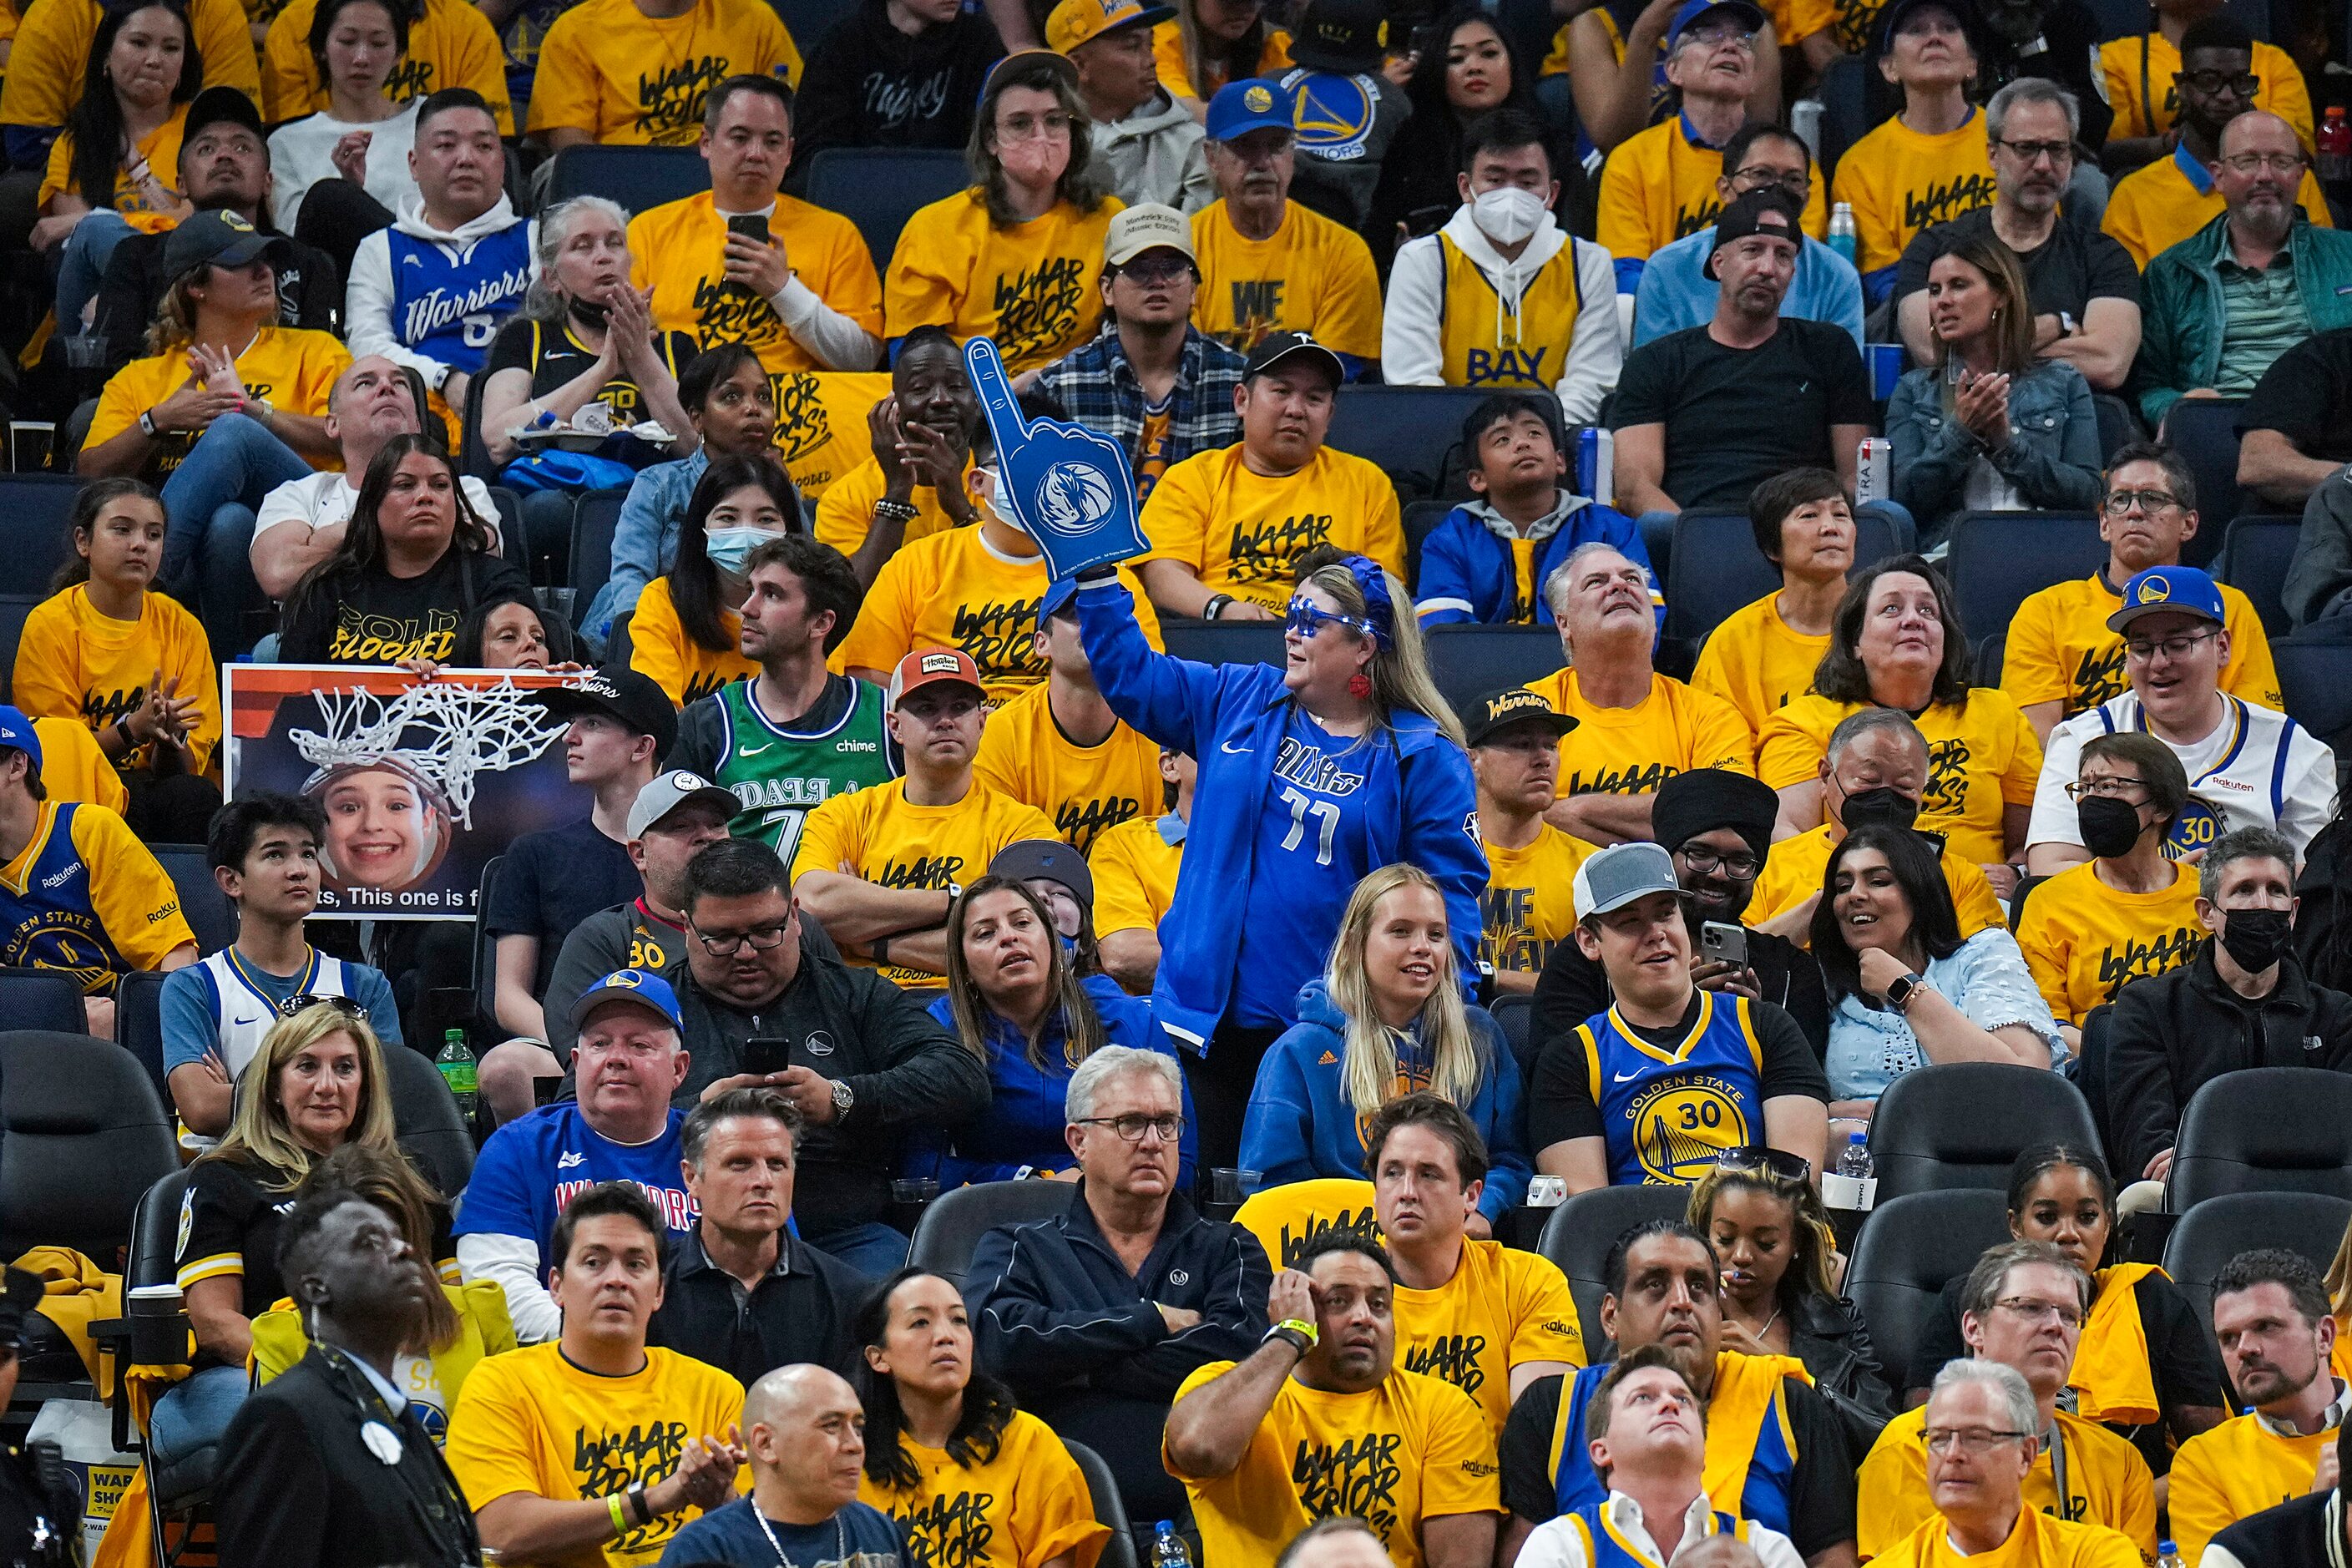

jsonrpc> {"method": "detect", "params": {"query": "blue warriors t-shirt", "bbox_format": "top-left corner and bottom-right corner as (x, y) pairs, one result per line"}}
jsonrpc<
(386, 220), (534, 377)
(1576, 991), (1768, 1186)
(1232, 710), (1381, 1028)
(452, 1102), (696, 1261)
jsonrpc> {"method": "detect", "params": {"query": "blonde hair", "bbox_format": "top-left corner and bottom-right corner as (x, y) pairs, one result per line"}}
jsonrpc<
(201, 1004), (402, 1191)
(1302, 562), (1464, 746)
(1328, 864), (1482, 1118)
(146, 271), (201, 358)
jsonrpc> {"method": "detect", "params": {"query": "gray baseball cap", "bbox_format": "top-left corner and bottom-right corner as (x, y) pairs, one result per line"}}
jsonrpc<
(627, 769), (740, 841)
(1571, 841), (1683, 921)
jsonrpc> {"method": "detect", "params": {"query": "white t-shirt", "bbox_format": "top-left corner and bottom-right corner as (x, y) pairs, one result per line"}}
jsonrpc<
(2026, 690), (2339, 859)
(253, 469), (503, 546)
(1515, 1494), (1805, 1568)
(267, 101), (420, 232)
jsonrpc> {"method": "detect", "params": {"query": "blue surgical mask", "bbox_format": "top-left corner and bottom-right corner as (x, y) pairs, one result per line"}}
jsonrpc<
(704, 525), (773, 576)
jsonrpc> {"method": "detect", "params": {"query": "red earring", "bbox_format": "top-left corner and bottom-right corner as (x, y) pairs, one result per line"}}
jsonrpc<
(1348, 672), (1373, 700)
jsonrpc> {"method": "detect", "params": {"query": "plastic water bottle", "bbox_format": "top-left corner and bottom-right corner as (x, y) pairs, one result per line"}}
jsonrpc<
(1151, 1522), (1194, 1568)
(2321, 109), (2352, 201)
(1824, 1131), (1877, 1211)
(1828, 201), (1857, 266)
(2155, 1541), (2183, 1568)
(436, 1028), (478, 1120)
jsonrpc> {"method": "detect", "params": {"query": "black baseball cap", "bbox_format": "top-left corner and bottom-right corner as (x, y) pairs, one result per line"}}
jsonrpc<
(531, 669), (679, 758)
(1703, 187), (1803, 278)
(1288, 0), (1385, 73)
(162, 208), (289, 286)
(1463, 687), (1578, 748)
(1872, 0), (1983, 59)
(184, 85), (265, 145)
(1242, 330), (1344, 389)
(990, 838), (1095, 909)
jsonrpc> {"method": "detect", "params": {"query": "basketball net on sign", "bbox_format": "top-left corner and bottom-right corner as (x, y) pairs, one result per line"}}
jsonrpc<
(290, 676), (565, 829)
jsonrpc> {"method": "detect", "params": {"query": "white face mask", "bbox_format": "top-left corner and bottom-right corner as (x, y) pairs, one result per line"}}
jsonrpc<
(1470, 185), (1546, 246)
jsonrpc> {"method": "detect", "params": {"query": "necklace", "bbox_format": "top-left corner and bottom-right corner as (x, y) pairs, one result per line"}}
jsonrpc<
(753, 1508), (847, 1568)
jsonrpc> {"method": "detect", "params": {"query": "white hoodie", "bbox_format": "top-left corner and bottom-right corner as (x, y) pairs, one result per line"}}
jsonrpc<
(346, 192), (539, 389)
(1382, 202), (1622, 426)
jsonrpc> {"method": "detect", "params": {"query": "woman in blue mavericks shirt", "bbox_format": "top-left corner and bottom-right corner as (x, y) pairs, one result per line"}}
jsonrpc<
(906, 875), (1196, 1189)
(1074, 552), (1486, 1167)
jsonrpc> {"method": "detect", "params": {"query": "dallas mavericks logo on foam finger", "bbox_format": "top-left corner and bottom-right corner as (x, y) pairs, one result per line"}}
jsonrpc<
(963, 336), (1150, 578)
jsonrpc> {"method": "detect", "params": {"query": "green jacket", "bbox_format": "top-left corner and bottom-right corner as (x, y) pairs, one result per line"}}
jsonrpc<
(2137, 210), (2352, 427)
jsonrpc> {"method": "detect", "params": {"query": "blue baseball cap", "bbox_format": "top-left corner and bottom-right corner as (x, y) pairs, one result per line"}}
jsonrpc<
(1206, 78), (1296, 142)
(2107, 566), (2227, 634)
(569, 969), (685, 1033)
(1667, 0), (1766, 52)
(0, 707), (40, 772)
(1038, 576), (1082, 631)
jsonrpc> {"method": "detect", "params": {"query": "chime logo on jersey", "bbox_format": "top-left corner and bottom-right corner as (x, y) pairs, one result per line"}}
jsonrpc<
(1625, 1075), (1749, 1184)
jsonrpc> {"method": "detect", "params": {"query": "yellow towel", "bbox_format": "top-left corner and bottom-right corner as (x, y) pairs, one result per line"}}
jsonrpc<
(2070, 1262), (2163, 1427)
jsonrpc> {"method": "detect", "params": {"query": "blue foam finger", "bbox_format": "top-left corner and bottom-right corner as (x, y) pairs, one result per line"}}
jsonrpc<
(962, 336), (1151, 581)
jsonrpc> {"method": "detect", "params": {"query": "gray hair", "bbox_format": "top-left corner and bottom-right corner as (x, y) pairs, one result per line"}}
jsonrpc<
(1824, 706), (1928, 766)
(1541, 540), (1655, 627)
(1930, 1358), (2038, 1436)
(524, 195), (631, 321)
(1066, 1045), (1182, 1123)
(1985, 77), (2079, 140)
(1962, 1238), (2091, 1318)
(2199, 825), (2299, 904)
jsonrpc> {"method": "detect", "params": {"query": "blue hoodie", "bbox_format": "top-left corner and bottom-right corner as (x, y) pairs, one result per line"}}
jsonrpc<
(1075, 575), (1486, 1050)
(905, 975), (1197, 1191)
(1414, 495), (1659, 629)
(1239, 979), (1530, 1223)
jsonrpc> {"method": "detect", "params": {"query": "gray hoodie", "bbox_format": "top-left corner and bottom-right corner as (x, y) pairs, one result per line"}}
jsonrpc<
(1090, 89), (1216, 214)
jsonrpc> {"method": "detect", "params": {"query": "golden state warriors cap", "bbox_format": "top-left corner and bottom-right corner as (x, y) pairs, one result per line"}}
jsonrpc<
(570, 969), (685, 1032)
(1047, 0), (1174, 54)
(627, 770), (741, 842)
(1206, 78), (1296, 141)
(0, 707), (39, 771)
(888, 648), (985, 710)
(2107, 565), (2226, 633)
(1463, 687), (1578, 748)
(1572, 841), (1682, 921)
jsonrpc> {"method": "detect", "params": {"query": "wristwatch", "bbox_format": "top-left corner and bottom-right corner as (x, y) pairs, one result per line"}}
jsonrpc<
(137, 410), (159, 438)
(831, 1078), (855, 1118)
(1884, 973), (1925, 1014)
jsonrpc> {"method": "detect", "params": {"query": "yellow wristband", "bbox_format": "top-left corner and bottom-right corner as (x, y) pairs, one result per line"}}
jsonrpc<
(609, 1492), (630, 1537)
(1278, 1317), (1318, 1345)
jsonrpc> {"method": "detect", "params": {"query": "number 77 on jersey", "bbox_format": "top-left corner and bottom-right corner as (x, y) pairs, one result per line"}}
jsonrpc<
(963, 336), (1151, 579)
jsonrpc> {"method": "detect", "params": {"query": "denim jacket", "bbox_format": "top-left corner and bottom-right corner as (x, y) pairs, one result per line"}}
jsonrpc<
(580, 448), (708, 647)
(1885, 358), (2103, 546)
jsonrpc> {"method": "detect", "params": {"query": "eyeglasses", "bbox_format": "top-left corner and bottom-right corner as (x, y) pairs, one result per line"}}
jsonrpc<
(997, 109), (1073, 141)
(1675, 843), (1763, 879)
(1714, 1146), (1813, 1183)
(280, 993), (367, 1021)
(2065, 776), (2151, 802)
(1116, 256), (1195, 286)
(2222, 152), (2305, 176)
(1283, 597), (1377, 641)
(1728, 166), (1808, 199)
(2177, 69), (2261, 96)
(1920, 1426), (2033, 1454)
(1991, 1296), (2083, 1328)
(2101, 488), (2181, 517)
(1072, 1113), (1185, 1143)
(1682, 22), (1756, 48)
(690, 919), (794, 956)
(1993, 137), (2073, 166)
(2124, 629), (2219, 662)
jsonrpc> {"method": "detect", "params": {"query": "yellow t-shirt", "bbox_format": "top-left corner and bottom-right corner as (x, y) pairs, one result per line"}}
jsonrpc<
(1597, 116), (1829, 268)
(1757, 690), (2043, 867)
(263, 0), (512, 127)
(1869, 1506), (2146, 1568)
(444, 1342), (750, 1568)
(1857, 1405), (2157, 1561)
(833, 524), (1163, 703)
(812, 454), (976, 558)
(973, 680), (1165, 856)
(2014, 860), (2203, 1026)
(527, 0), (797, 144)
(1141, 443), (1405, 613)
(1523, 668), (1755, 798)
(858, 1409), (1110, 1568)
(1393, 1239), (1585, 1439)
(13, 585), (221, 776)
(1151, 19), (1290, 103)
(33, 719), (129, 817)
(1829, 109), (1997, 280)
(2099, 150), (2333, 271)
(1191, 197), (1383, 361)
(770, 372), (891, 503)
(1748, 822), (2011, 940)
(884, 190), (1125, 376)
(629, 192), (881, 377)
(38, 105), (188, 235)
(0, 0), (256, 130)
(1090, 812), (1181, 937)
(2163, 1408), (2334, 1564)
(2000, 572), (2281, 719)
(626, 574), (756, 706)
(88, 326), (351, 482)
(1691, 592), (1833, 749)
(0, 801), (196, 989)
(1543, 0), (1832, 73)
(1166, 1361), (1501, 1568)
(790, 777), (1055, 984)
(2100, 33), (2314, 150)
(1480, 823), (1592, 979)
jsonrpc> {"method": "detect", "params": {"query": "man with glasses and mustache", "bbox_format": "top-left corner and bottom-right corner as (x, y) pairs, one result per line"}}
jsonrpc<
(1858, 1241), (2157, 1560)
(2024, 564), (2334, 875)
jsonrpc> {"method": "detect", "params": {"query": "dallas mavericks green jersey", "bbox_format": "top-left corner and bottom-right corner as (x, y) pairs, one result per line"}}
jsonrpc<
(709, 677), (897, 862)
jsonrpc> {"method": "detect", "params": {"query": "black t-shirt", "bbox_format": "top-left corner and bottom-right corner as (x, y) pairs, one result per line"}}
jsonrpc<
(1980, 1), (2115, 149)
(485, 816), (641, 988)
(1609, 319), (1875, 513)
(1522, 986), (1832, 1151)
(2238, 327), (2352, 463)
(277, 548), (534, 665)
(1905, 1270), (2228, 1474)
(1500, 1368), (1859, 1556)
(482, 317), (699, 426)
(1892, 207), (2141, 320)
(1528, 925), (1832, 1065)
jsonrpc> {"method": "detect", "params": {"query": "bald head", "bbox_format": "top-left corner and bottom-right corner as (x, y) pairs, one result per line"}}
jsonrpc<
(746, 1363), (856, 1431)
(2221, 109), (2300, 159)
(744, 1363), (867, 1512)
(2214, 109), (2304, 242)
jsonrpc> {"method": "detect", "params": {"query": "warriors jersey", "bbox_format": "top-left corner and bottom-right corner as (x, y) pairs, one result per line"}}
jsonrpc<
(1548, 1351), (1811, 1535)
(0, 802), (195, 994)
(1572, 991), (1769, 1186)
(189, 947), (374, 1081)
(706, 680), (897, 860)
(1438, 232), (1590, 390)
(383, 220), (533, 380)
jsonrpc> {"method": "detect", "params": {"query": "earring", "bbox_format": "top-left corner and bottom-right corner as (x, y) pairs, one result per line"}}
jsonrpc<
(1348, 672), (1373, 700)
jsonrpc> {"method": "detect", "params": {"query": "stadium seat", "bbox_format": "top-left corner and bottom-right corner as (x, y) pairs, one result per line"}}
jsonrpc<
(2161, 398), (2250, 568)
(114, 968), (170, 1106)
(1844, 1187), (2011, 1396)
(0, 968), (93, 1036)
(1944, 513), (2106, 642)
(1065, 1439), (1139, 1568)
(1536, 1183), (1692, 1351)
(1234, 1179), (1379, 1272)
(2162, 1191), (2350, 1329)
(1492, 993), (1537, 1085)
(0, 1029), (177, 1264)
(382, 1036), (475, 1197)
(2091, 393), (2144, 461)
(1816, 54), (1871, 177)
(471, 854), (506, 1026)
(1324, 387), (1495, 500)
(2071, 1004), (2120, 1158)
(907, 1179), (1076, 1287)
(1665, 508), (1911, 646)
(0, 475), (88, 592)
(109, 1170), (197, 1503)
(1424, 624), (1563, 716)
(1404, 498), (1451, 589)
(149, 843), (235, 955)
(543, 144), (710, 213)
(0, 594), (42, 701)
(802, 149), (972, 277)
(2273, 627), (2352, 753)
(1865, 1063), (2101, 1203)
(569, 488), (629, 606)
(2214, 513), (2302, 636)
(1160, 620), (1284, 669)
(2167, 1067), (2352, 1207)
(1975, 630), (2005, 685)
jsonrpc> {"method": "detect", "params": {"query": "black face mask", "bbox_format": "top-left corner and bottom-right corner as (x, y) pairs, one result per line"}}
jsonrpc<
(2218, 907), (2294, 974)
(1839, 787), (1920, 832)
(2076, 796), (2147, 860)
